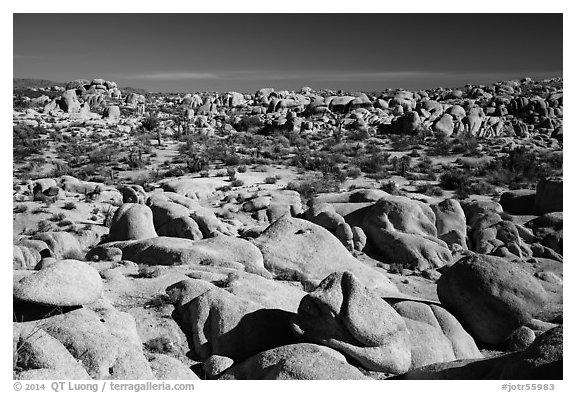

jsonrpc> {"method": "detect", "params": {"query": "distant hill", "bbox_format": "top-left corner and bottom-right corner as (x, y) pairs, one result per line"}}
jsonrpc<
(120, 86), (148, 96)
(13, 78), (64, 89)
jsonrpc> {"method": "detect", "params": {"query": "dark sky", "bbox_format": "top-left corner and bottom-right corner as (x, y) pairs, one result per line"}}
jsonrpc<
(13, 13), (563, 93)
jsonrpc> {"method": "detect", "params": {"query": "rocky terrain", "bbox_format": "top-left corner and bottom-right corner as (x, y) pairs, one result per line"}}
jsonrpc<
(13, 77), (562, 380)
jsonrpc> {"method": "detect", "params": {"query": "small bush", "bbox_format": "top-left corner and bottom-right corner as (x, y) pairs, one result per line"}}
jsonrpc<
(50, 213), (66, 222)
(231, 179), (244, 187)
(57, 219), (74, 227)
(264, 176), (278, 184)
(199, 170), (210, 178)
(380, 181), (400, 195)
(237, 165), (247, 173)
(416, 183), (445, 197)
(62, 201), (77, 210)
(144, 336), (174, 354)
(345, 167), (362, 179)
(14, 204), (28, 213)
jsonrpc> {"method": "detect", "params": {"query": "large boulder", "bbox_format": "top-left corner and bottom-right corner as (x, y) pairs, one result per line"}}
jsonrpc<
(437, 254), (548, 344)
(58, 89), (81, 113)
(433, 114), (454, 139)
(431, 199), (468, 251)
(500, 190), (537, 215)
(95, 236), (270, 277)
(13, 244), (41, 270)
(167, 279), (297, 362)
(534, 177), (563, 215)
(291, 272), (411, 373)
(32, 231), (82, 260)
(14, 260), (103, 307)
(21, 307), (155, 379)
(103, 106), (121, 123)
(13, 325), (91, 380)
(251, 215), (398, 295)
(147, 191), (232, 238)
(392, 301), (482, 369)
(160, 178), (220, 200)
(218, 344), (369, 380)
(396, 326), (562, 380)
(108, 203), (158, 241)
(361, 196), (452, 269)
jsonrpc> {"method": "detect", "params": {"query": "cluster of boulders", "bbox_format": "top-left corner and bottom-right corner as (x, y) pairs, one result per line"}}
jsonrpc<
(160, 78), (561, 143)
(13, 168), (562, 380)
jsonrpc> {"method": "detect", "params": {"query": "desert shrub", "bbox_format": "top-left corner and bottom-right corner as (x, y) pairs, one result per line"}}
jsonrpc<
(13, 124), (48, 162)
(62, 202), (77, 210)
(14, 204), (28, 213)
(350, 128), (370, 141)
(468, 180), (496, 196)
(380, 181), (400, 195)
(237, 165), (247, 173)
(223, 154), (241, 166)
(439, 169), (468, 191)
(355, 151), (390, 174)
(50, 212), (66, 222)
(141, 116), (160, 132)
(391, 136), (412, 151)
(231, 179), (244, 187)
(144, 336), (174, 354)
(103, 205), (115, 227)
(428, 139), (452, 156)
(57, 219), (74, 227)
(286, 175), (342, 201)
(199, 170), (210, 178)
(37, 220), (53, 233)
(452, 134), (479, 155)
(345, 167), (362, 179)
(264, 176), (278, 184)
(416, 183), (444, 197)
(367, 170), (391, 181)
(164, 166), (186, 178)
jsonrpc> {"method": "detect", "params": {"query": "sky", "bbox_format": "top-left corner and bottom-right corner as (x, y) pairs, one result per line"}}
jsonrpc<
(13, 13), (563, 93)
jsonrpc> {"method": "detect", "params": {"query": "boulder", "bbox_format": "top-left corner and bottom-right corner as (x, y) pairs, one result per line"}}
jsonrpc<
(500, 190), (537, 215)
(148, 354), (200, 380)
(251, 215), (398, 295)
(13, 324), (91, 379)
(58, 90), (81, 113)
(33, 307), (155, 379)
(396, 326), (562, 380)
(167, 279), (297, 361)
(431, 199), (468, 250)
(97, 236), (270, 277)
(103, 106), (121, 123)
(108, 203), (158, 241)
(534, 177), (563, 215)
(291, 272), (411, 373)
(219, 344), (369, 380)
(392, 301), (482, 369)
(14, 259), (102, 307)
(437, 254), (548, 344)
(32, 232), (82, 260)
(433, 114), (454, 139)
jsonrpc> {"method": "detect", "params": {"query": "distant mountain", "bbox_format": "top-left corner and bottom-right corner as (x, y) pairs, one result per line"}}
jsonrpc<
(120, 86), (148, 96)
(13, 78), (64, 89)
